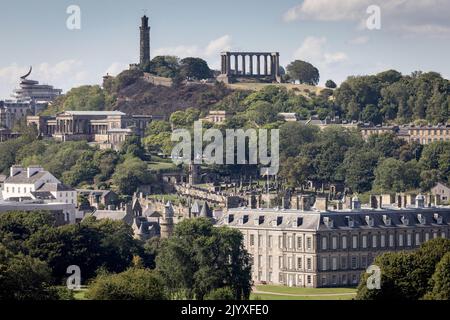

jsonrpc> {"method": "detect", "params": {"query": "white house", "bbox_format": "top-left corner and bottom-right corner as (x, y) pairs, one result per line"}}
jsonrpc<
(1, 165), (78, 222)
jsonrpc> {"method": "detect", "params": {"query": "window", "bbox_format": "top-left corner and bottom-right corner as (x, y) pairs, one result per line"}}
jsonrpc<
(361, 256), (367, 268)
(389, 234), (394, 247)
(279, 273), (284, 284)
(268, 235), (272, 248)
(250, 235), (255, 246)
(268, 272), (272, 282)
(258, 255), (262, 267)
(18, 187), (20, 193)
(341, 257), (347, 269)
(332, 257), (338, 270)
(288, 236), (293, 249)
(351, 256), (357, 269)
(332, 237), (338, 249)
(362, 235), (367, 248)
(352, 236), (358, 249)
(321, 237), (327, 250)
(342, 236), (347, 249)
(372, 235), (377, 248)
(297, 236), (302, 250)
(279, 256), (283, 269)
(322, 277), (327, 286)
(306, 258), (312, 270)
(407, 234), (412, 246)
(380, 234), (386, 248)
(415, 233), (421, 246)
(442, 232), (446, 238)
(269, 256), (273, 269)
(321, 257), (327, 271)
(306, 237), (312, 250)
(425, 233), (430, 242)
(297, 257), (302, 270)
(398, 234), (404, 247)
(278, 236), (283, 249)
(288, 257), (293, 270)
(307, 275), (312, 285)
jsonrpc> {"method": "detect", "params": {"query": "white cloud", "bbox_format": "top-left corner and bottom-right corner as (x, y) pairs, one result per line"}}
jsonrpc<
(293, 36), (348, 67)
(348, 35), (369, 45)
(0, 60), (90, 98)
(205, 35), (232, 57)
(104, 62), (129, 76)
(283, 0), (450, 37)
(153, 35), (233, 70)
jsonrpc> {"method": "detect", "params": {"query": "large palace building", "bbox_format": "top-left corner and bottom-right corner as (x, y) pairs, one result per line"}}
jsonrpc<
(27, 111), (152, 150)
(217, 196), (450, 288)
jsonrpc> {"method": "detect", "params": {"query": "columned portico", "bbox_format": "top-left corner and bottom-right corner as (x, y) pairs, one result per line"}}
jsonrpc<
(218, 51), (282, 83)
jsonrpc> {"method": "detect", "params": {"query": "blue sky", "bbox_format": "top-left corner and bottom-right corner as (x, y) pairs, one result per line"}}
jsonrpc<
(1, 0), (450, 98)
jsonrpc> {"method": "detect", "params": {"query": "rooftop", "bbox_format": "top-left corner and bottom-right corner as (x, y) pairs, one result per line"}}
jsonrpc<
(61, 111), (126, 116)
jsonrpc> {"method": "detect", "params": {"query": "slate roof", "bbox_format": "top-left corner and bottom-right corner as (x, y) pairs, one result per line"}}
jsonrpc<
(218, 207), (450, 231)
(5, 171), (48, 184)
(37, 183), (74, 192)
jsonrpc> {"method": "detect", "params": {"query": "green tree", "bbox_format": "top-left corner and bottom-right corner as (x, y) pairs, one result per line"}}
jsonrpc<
(180, 57), (212, 80)
(156, 218), (252, 300)
(87, 268), (167, 300)
(424, 252), (450, 300)
(325, 79), (337, 89)
(286, 60), (320, 85)
(112, 156), (152, 195)
(0, 244), (56, 300)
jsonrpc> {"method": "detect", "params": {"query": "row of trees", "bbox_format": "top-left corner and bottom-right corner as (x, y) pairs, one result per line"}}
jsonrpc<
(141, 56), (213, 81)
(279, 122), (450, 194)
(356, 238), (450, 300)
(0, 211), (252, 300)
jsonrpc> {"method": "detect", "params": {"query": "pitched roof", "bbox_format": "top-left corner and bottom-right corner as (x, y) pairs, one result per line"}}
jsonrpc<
(5, 171), (48, 184)
(37, 183), (74, 192)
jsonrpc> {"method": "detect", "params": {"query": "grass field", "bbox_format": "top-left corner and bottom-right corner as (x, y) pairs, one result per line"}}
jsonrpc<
(73, 289), (88, 300)
(251, 285), (357, 300)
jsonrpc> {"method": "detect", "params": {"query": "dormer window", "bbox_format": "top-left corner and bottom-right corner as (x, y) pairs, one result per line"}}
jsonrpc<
(345, 216), (354, 228)
(383, 215), (391, 226)
(401, 216), (409, 226)
(277, 216), (283, 226)
(323, 217), (334, 228)
(293, 217), (303, 227)
(254, 216), (264, 225)
(243, 215), (249, 224)
(227, 214), (234, 224)
(434, 214), (443, 225)
(365, 215), (374, 227)
(417, 214), (426, 225)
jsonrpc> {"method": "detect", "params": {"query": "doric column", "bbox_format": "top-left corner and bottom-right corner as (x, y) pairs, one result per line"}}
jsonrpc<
(226, 53), (231, 75)
(242, 55), (246, 76)
(257, 55), (261, 75)
(275, 53), (280, 77)
(249, 55), (253, 75)
(264, 55), (268, 75)
(234, 54), (239, 75)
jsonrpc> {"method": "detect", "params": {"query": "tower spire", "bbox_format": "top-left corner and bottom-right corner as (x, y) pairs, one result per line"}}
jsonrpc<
(139, 14), (150, 66)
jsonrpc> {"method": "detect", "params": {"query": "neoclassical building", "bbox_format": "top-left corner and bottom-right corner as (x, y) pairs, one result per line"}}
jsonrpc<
(216, 196), (450, 288)
(27, 111), (152, 150)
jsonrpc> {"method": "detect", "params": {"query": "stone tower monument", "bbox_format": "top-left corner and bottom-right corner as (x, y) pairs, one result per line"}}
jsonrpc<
(160, 201), (174, 239)
(140, 15), (150, 66)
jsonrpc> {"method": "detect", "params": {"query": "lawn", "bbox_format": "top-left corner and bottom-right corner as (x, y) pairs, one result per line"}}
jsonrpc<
(251, 285), (357, 300)
(73, 289), (88, 300)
